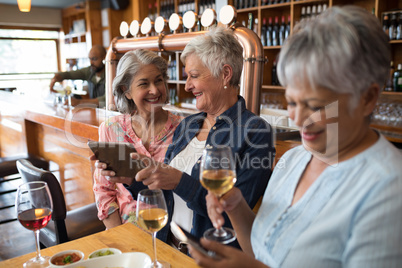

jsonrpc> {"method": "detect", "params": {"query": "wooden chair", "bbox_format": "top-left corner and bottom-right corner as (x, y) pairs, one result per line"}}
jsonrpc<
(16, 159), (105, 247)
(0, 154), (49, 224)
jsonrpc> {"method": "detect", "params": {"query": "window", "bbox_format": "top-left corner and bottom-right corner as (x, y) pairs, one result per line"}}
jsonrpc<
(0, 29), (60, 96)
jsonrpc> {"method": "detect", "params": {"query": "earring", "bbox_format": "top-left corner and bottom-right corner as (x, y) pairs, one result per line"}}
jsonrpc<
(224, 85), (227, 89)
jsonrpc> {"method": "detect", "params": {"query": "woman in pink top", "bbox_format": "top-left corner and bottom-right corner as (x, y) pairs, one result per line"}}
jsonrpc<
(93, 49), (181, 229)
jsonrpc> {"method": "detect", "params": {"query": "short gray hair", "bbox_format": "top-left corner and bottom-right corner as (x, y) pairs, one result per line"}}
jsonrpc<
(113, 49), (168, 114)
(277, 6), (390, 109)
(180, 26), (243, 88)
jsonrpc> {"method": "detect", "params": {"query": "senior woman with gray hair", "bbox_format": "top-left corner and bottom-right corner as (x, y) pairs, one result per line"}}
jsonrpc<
(92, 49), (181, 229)
(101, 26), (275, 251)
(189, 6), (402, 267)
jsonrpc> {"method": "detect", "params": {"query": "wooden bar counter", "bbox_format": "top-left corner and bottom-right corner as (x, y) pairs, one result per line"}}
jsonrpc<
(0, 223), (199, 268)
(0, 91), (119, 209)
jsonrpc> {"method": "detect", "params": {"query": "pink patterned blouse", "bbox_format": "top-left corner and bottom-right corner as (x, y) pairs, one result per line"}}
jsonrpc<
(93, 112), (181, 224)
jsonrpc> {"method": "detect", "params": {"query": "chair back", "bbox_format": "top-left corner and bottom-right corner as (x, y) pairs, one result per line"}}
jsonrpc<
(16, 159), (67, 221)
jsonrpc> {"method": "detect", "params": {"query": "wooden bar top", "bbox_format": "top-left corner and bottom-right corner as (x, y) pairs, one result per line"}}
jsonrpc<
(0, 90), (121, 141)
(0, 223), (199, 268)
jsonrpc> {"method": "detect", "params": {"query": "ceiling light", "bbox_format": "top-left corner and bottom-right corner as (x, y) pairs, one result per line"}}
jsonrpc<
(17, 0), (31, 12)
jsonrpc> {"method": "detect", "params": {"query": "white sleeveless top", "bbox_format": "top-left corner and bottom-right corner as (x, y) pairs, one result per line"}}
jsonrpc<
(169, 136), (206, 231)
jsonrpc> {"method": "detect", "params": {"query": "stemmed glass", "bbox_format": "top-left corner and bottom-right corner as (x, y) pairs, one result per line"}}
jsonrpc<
(15, 181), (53, 268)
(199, 146), (237, 244)
(136, 189), (170, 268)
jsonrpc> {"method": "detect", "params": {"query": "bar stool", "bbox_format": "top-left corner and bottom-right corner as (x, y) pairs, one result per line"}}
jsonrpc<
(16, 159), (105, 247)
(0, 154), (49, 224)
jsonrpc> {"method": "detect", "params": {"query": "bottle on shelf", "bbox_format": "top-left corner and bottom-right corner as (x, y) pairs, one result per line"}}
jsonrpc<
(271, 60), (279, 86)
(382, 13), (389, 36)
(393, 64), (402, 92)
(397, 12), (402, 40)
(306, 6), (312, 20)
(261, 18), (267, 46)
(148, 3), (154, 21)
(317, 4), (322, 16)
(279, 15), (286, 46)
(253, 18), (258, 35)
(200, 0), (208, 14)
(389, 13), (398, 40)
(211, 0), (216, 10)
(285, 15), (290, 41)
(384, 61), (394, 92)
(272, 16), (279, 46)
(300, 6), (306, 21)
(311, 5), (317, 19)
(248, 13), (254, 31)
(170, 88), (178, 105)
(266, 17), (273, 47)
(154, 2), (158, 19)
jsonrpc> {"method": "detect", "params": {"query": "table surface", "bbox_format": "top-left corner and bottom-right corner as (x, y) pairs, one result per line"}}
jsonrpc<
(0, 223), (199, 268)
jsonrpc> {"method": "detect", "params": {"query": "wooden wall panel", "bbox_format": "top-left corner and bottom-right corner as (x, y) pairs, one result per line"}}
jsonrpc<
(0, 112), (26, 157)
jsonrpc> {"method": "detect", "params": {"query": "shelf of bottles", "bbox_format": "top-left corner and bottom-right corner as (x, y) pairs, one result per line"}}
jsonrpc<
(234, 0), (328, 88)
(382, 10), (402, 93)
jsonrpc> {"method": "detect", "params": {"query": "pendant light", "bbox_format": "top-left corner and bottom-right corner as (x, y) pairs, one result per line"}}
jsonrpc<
(17, 0), (31, 12)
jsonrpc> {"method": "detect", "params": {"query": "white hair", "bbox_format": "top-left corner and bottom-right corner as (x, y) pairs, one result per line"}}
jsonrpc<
(181, 26), (243, 87)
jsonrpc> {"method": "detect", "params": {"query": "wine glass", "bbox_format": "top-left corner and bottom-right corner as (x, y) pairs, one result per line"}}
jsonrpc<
(136, 189), (170, 268)
(15, 181), (53, 268)
(200, 146), (237, 244)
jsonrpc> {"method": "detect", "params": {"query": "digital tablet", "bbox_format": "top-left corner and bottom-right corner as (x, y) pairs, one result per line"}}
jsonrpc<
(88, 141), (143, 178)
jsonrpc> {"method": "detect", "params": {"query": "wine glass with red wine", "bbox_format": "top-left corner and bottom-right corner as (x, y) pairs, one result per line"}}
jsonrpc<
(16, 181), (53, 268)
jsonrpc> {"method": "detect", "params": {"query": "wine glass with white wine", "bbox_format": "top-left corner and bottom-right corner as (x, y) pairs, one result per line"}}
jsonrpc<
(16, 181), (53, 268)
(136, 189), (170, 268)
(200, 146), (237, 244)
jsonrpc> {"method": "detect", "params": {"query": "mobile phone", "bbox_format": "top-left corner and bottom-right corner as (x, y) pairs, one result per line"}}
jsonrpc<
(88, 141), (143, 177)
(170, 221), (220, 259)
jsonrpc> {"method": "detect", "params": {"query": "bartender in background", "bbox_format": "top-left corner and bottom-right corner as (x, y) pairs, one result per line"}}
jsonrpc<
(49, 44), (106, 107)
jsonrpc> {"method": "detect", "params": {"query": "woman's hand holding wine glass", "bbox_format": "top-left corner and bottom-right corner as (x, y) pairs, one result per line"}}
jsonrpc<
(200, 146), (237, 244)
(16, 181), (53, 268)
(136, 189), (170, 268)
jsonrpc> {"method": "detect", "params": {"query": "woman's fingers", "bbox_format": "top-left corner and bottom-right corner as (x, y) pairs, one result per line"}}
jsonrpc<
(206, 191), (225, 229)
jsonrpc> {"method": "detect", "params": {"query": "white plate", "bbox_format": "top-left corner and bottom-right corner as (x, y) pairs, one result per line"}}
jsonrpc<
(66, 252), (152, 268)
(88, 247), (122, 259)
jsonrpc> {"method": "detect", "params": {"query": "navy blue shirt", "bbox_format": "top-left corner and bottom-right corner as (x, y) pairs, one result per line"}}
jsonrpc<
(127, 96), (275, 246)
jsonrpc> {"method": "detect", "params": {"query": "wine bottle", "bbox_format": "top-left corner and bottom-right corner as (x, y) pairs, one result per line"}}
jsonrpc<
(285, 15), (290, 41)
(272, 16), (279, 46)
(154, 2), (158, 20)
(254, 18), (258, 34)
(306, 6), (311, 20)
(389, 13), (398, 40)
(211, 0), (216, 10)
(300, 6), (306, 21)
(148, 3), (154, 21)
(383, 13), (389, 36)
(384, 61), (394, 92)
(248, 13), (254, 31)
(397, 12), (402, 40)
(272, 60), (279, 86)
(311, 5), (317, 19)
(261, 18), (267, 46)
(393, 63), (402, 92)
(279, 15), (286, 46)
(266, 17), (273, 47)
